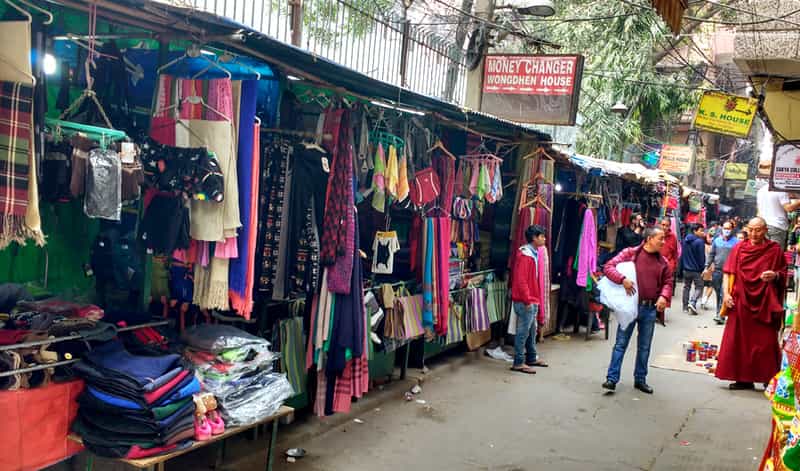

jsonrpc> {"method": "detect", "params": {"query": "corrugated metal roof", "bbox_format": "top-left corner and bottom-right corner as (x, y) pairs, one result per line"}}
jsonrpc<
(74, 0), (550, 142)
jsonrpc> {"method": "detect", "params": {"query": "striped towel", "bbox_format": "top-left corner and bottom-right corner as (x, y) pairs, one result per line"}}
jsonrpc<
(466, 287), (490, 332)
(0, 81), (32, 248)
(486, 281), (509, 324)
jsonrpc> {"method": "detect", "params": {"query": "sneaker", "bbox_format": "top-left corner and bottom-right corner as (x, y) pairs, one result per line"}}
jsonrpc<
(713, 316), (725, 325)
(688, 305), (699, 316)
(602, 380), (616, 391)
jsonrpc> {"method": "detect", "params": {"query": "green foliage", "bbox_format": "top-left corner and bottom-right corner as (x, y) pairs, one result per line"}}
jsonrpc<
(303, 0), (397, 45)
(526, 1), (702, 159)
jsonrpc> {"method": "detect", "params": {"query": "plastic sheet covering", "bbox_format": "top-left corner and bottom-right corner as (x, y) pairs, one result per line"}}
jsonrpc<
(181, 324), (271, 352)
(84, 149), (122, 220)
(188, 345), (279, 397)
(217, 372), (294, 426)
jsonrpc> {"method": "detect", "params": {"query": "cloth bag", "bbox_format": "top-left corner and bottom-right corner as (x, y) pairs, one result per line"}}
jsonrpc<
(445, 301), (465, 345)
(597, 261), (638, 330)
(394, 287), (424, 340)
(465, 287), (491, 350)
(409, 167), (440, 207)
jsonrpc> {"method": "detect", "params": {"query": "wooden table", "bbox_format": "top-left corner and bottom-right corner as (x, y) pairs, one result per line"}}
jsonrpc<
(70, 405), (294, 471)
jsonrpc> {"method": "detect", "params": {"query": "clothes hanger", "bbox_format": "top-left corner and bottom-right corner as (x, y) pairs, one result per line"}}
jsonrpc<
(156, 44), (232, 79)
(154, 95), (231, 122)
(218, 51), (261, 80)
(4, 0), (52, 24)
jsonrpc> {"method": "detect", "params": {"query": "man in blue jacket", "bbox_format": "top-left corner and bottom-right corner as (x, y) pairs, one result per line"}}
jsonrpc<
(682, 223), (706, 315)
(705, 220), (740, 324)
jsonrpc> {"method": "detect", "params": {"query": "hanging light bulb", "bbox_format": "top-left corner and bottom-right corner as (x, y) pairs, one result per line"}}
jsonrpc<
(43, 53), (57, 76)
(555, 183), (563, 192)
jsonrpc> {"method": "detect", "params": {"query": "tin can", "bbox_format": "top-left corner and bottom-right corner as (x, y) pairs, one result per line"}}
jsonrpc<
(699, 349), (708, 361)
(686, 349), (696, 362)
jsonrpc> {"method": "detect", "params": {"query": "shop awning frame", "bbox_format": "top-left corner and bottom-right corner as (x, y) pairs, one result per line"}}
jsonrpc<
(51, 0), (551, 143)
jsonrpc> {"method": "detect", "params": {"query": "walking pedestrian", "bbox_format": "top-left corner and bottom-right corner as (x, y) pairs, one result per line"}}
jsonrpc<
(659, 218), (679, 277)
(602, 227), (673, 394)
(681, 223), (706, 315)
(509, 225), (549, 374)
(756, 181), (800, 249)
(716, 217), (785, 390)
(615, 213), (644, 252)
(705, 221), (740, 324)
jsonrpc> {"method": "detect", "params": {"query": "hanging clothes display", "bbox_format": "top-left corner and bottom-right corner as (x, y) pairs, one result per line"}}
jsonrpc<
(228, 80), (259, 318)
(370, 143), (387, 212)
(256, 139), (291, 298)
(372, 231), (400, 275)
(575, 208), (597, 289)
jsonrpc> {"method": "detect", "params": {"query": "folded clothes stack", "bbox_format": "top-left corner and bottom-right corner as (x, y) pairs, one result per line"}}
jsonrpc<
(181, 325), (293, 426)
(72, 340), (200, 458)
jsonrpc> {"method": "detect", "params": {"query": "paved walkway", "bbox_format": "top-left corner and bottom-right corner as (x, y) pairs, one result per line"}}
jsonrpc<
(172, 292), (770, 471)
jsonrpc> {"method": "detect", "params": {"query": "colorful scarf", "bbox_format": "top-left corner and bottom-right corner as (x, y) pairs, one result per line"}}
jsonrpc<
(229, 80), (259, 318)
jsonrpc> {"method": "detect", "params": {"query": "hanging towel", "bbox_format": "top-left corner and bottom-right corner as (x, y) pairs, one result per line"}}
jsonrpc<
(229, 80), (258, 318)
(435, 216), (451, 336)
(477, 163), (491, 201)
(468, 162), (480, 196)
(422, 218), (435, 329)
(454, 161), (465, 197)
(575, 208), (597, 288)
(371, 143), (386, 212)
(397, 150), (410, 202)
(385, 144), (399, 199)
(537, 246), (551, 326)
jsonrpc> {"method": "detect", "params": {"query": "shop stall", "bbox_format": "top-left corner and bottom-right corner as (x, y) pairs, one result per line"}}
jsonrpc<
(0, 0), (556, 468)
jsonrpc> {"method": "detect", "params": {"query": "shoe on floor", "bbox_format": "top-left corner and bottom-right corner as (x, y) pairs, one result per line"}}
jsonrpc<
(713, 316), (725, 325)
(729, 382), (755, 390)
(634, 382), (654, 394)
(602, 380), (616, 391)
(688, 305), (698, 316)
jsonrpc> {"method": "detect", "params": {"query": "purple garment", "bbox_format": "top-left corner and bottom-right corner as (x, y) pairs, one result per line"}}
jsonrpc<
(576, 208), (597, 288)
(326, 119), (356, 294)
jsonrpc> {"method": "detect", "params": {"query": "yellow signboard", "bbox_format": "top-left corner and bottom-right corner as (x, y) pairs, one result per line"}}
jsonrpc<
(724, 162), (748, 180)
(658, 144), (694, 175)
(693, 91), (758, 138)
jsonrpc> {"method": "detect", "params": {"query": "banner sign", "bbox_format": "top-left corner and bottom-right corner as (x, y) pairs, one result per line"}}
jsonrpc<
(724, 162), (748, 180)
(481, 54), (584, 125)
(771, 142), (800, 191)
(744, 179), (758, 197)
(658, 144), (694, 175)
(693, 91), (758, 138)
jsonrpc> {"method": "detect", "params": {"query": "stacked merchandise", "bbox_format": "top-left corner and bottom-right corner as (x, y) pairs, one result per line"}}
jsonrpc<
(182, 324), (293, 426)
(72, 340), (201, 459)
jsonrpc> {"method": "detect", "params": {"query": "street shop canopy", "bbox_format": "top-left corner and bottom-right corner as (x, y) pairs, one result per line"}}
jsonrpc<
(569, 153), (681, 185)
(54, 0), (551, 144)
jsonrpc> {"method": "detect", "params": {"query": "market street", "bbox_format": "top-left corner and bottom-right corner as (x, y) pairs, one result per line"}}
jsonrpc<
(170, 286), (769, 471)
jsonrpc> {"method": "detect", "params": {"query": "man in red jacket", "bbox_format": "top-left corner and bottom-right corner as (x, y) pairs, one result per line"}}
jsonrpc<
(510, 225), (548, 374)
(602, 227), (673, 394)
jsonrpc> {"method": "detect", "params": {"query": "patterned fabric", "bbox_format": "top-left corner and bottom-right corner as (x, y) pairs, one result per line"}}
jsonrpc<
(395, 293), (424, 340)
(320, 110), (351, 265)
(280, 316), (306, 396)
(290, 203), (321, 296)
(256, 139), (291, 296)
(466, 287), (490, 332)
(486, 281), (509, 324)
(0, 81), (32, 247)
(445, 301), (465, 345)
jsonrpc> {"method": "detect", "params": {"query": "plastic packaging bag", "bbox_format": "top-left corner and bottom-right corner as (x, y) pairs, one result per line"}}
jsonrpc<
(181, 324), (270, 352)
(218, 372), (294, 426)
(84, 149), (122, 221)
(597, 261), (638, 330)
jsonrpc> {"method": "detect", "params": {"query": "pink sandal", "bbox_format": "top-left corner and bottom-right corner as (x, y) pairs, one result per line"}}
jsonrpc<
(207, 410), (225, 435)
(194, 415), (212, 441)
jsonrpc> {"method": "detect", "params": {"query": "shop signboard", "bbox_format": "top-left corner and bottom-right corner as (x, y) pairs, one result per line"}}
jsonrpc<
(693, 91), (758, 138)
(641, 145), (661, 168)
(771, 142), (800, 191)
(481, 54), (584, 125)
(744, 179), (758, 197)
(657, 144), (694, 175)
(724, 162), (748, 180)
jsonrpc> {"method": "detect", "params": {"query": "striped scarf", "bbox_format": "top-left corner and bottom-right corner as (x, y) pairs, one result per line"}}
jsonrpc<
(0, 81), (32, 248)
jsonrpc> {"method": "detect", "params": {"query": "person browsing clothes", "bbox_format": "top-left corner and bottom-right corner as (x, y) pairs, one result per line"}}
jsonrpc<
(602, 227), (673, 394)
(509, 225), (549, 374)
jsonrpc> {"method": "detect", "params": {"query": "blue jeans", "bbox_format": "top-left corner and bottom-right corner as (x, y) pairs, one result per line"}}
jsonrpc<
(513, 302), (539, 367)
(606, 305), (657, 384)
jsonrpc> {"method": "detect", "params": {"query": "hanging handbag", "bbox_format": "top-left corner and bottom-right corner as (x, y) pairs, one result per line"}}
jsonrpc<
(446, 300), (465, 345)
(465, 287), (491, 350)
(394, 287), (424, 340)
(410, 167), (441, 207)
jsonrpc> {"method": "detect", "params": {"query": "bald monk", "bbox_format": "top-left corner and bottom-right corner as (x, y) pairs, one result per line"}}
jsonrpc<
(716, 217), (786, 390)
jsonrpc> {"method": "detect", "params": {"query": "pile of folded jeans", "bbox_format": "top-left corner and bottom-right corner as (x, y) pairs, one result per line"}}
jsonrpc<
(182, 325), (293, 426)
(71, 340), (201, 458)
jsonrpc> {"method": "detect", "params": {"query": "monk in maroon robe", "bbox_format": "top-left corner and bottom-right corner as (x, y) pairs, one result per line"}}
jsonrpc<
(716, 217), (785, 390)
